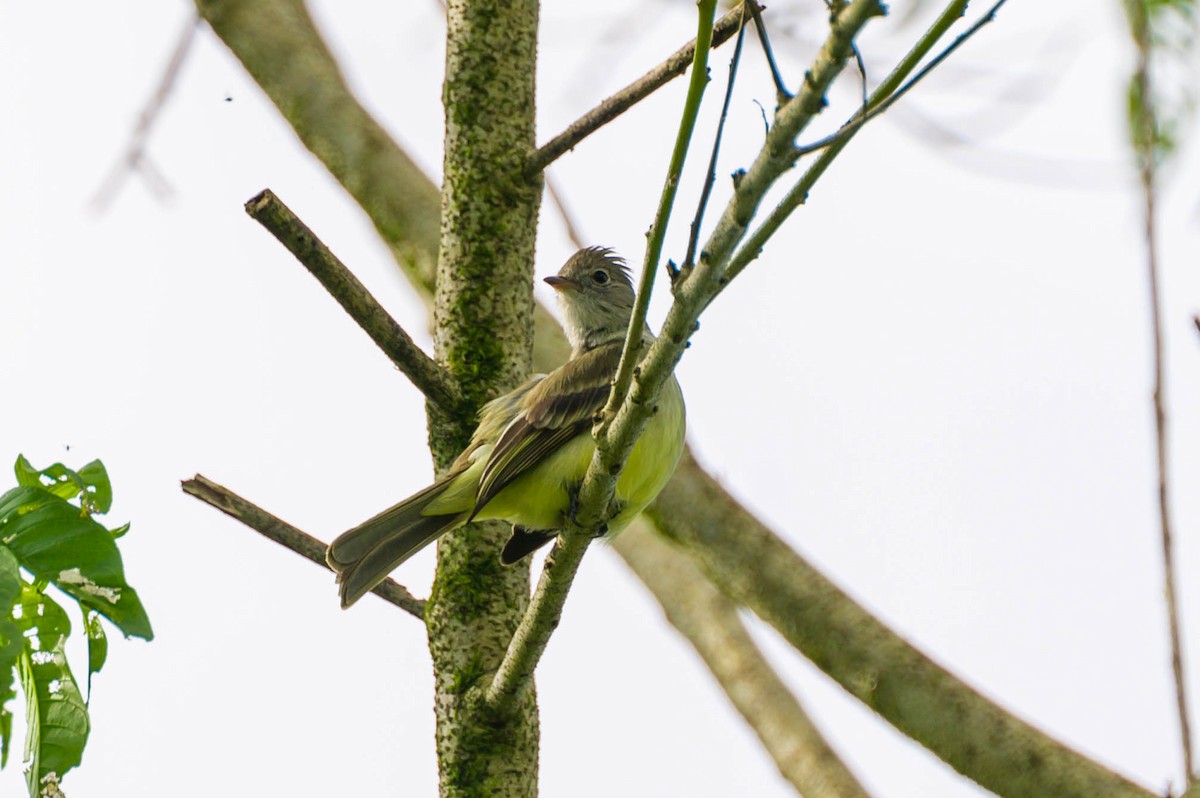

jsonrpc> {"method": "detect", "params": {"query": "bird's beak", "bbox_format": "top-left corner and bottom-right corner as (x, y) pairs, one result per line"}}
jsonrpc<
(544, 275), (572, 291)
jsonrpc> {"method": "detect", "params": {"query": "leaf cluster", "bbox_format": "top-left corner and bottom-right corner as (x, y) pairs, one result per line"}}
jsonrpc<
(0, 456), (152, 797)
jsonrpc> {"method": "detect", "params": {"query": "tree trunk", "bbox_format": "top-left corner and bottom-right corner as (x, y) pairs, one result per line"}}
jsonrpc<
(425, 0), (543, 796)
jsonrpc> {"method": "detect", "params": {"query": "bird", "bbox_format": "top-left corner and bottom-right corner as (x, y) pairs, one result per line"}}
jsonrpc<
(325, 247), (687, 608)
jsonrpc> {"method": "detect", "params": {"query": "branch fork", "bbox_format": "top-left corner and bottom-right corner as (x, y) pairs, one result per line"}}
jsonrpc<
(485, 0), (895, 717)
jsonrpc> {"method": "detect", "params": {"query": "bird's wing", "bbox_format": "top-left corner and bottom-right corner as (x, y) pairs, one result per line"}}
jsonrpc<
(471, 342), (621, 518)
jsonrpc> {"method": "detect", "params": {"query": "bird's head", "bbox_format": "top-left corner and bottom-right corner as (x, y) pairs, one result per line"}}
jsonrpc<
(545, 247), (637, 353)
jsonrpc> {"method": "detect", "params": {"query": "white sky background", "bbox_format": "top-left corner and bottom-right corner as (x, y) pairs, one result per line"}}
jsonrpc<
(2, 0), (1199, 795)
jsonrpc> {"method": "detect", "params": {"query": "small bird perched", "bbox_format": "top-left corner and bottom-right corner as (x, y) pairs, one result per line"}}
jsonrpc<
(326, 247), (687, 608)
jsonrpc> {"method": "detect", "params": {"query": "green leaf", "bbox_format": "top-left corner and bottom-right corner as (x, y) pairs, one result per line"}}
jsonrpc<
(0, 547), (23, 768)
(16, 588), (89, 796)
(83, 610), (107, 700)
(0, 488), (153, 641)
(12, 457), (112, 516)
(74, 462), (112, 515)
(14, 457), (84, 505)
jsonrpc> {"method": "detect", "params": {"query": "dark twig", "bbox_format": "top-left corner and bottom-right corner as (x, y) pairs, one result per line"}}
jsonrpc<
(725, 0), (1006, 285)
(684, 10), (748, 271)
(245, 189), (462, 415)
(794, 0), (1008, 160)
(545, 176), (588, 250)
(181, 475), (425, 618)
(1129, 3), (1196, 782)
(91, 14), (200, 212)
(526, 4), (747, 177)
(852, 43), (869, 113)
(746, 0), (790, 103)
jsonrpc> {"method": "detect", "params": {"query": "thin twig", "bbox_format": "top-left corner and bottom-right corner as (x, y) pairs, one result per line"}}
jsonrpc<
(726, 0), (997, 283)
(792, 0), (1008, 160)
(852, 43), (869, 112)
(91, 14), (200, 212)
(746, 0), (790, 103)
(1129, 3), (1196, 781)
(588, 0), (887, 583)
(545, 175), (588, 250)
(684, 7), (748, 271)
(181, 475), (425, 618)
(601, 0), (718, 442)
(481, 0), (720, 717)
(244, 189), (462, 415)
(526, 4), (748, 177)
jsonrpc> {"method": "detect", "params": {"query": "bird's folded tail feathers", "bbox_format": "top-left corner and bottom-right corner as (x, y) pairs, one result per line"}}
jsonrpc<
(327, 474), (467, 609)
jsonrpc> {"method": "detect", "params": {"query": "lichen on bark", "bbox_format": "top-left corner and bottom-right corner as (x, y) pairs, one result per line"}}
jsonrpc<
(424, 0), (543, 796)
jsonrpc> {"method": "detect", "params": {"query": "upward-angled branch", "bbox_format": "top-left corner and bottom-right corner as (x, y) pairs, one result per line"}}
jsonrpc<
(245, 189), (462, 415)
(595, 0), (887, 522)
(195, 0), (442, 288)
(196, 0), (571, 373)
(531, 128), (873, 797)
(483, 0), (720, 716)
(601, 0), (719, 449)
(727, 0), (1006, 282)
(1126, 0), (1195, 783)
(91, 14), (200, 211)
(526, 4), (748, 177)
(649, 452), (1155, 798)
(181, 475), (425, 618)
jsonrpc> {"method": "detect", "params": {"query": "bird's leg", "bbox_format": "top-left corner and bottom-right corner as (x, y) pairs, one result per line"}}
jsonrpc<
(565, 483), (609, 538)
(566, 482), (582, 525)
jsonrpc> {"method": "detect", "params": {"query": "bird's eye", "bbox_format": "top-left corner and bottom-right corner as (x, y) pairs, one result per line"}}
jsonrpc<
(591, 270), (609, 284)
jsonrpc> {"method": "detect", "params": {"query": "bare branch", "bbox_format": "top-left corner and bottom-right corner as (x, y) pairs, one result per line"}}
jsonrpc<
(197, 0), (572, 374)
(648, 452), (1156, 798)
(726, 0), (1002, 284)
(526, 4), (747, 177)
(615, 525), (873, 798)
(599, 0), (720, 450)
(746, 0), (790, 104)
(196, 0), (442, 288)
(244, 189), (462, 415)
(91, 14), (200, 211)
(544, 176), (587, 250)
(792, 0), (1010, 160)
(1127, 1), (1196, 782)
(181, 475), (425, 618)
(589, 0), (887, 555)
(482, 535), (591, 715)
(685, 7), (748, 271)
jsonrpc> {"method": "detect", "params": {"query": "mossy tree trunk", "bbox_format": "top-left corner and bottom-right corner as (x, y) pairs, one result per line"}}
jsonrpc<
(424, 0), (543, 796)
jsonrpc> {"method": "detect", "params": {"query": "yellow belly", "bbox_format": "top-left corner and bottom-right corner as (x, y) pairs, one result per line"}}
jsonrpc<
(473, 376), (686, 531)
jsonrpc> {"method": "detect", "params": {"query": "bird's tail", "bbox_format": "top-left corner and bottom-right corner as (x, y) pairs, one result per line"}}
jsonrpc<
(327, 475), (468, 608)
